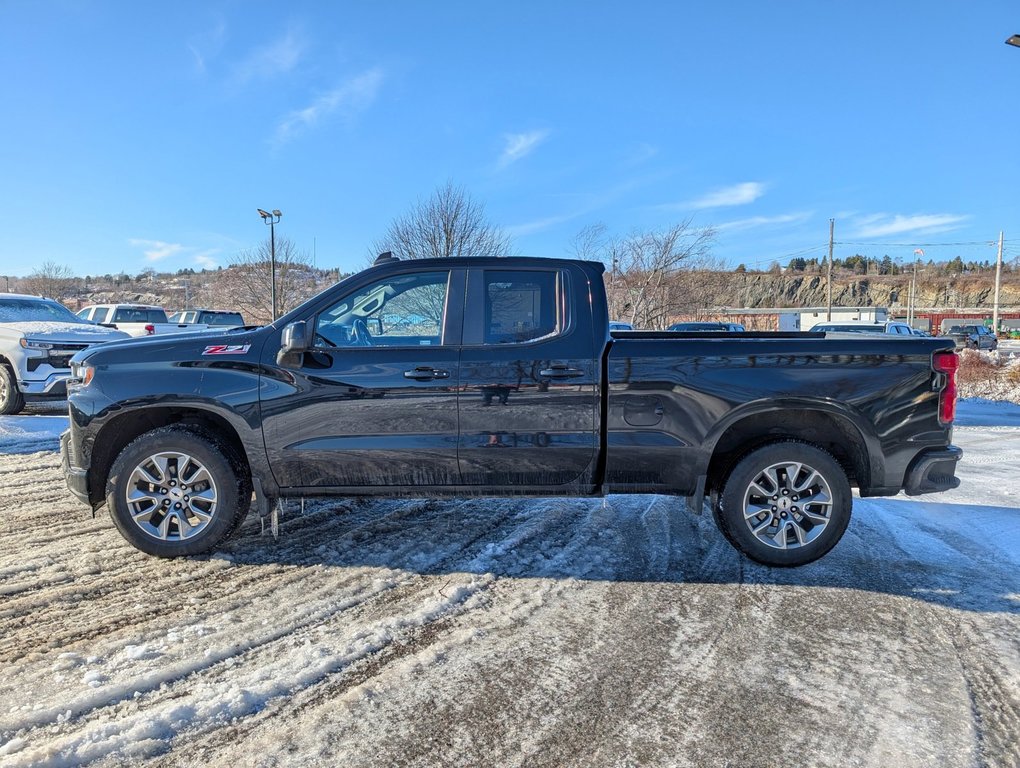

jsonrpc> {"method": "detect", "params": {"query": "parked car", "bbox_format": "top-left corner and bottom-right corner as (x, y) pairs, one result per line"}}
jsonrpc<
(608, 321), (633, 331)
(667, 321), (745, 332)
(168, 309), (246, 328)
(944, 325), (998, 350)
(810, 320), (915, 335)
(63, 255), (961, 568)
(0, 293), (128, 414)
(77, 304), (209, 337)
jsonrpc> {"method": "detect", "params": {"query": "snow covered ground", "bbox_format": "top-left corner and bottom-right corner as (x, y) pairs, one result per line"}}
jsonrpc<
(0, 402), (1018, 767)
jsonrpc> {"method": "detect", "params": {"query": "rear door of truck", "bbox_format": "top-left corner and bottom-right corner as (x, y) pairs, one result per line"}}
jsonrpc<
(456, 265), (600, 489)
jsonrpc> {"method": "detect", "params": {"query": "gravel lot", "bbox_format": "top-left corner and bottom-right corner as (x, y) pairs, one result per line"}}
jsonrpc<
(0, 406), (1018, 767)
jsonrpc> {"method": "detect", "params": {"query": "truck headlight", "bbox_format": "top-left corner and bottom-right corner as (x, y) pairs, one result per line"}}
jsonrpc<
(69, 361), (95, 387)
(19, 338), (54, 350)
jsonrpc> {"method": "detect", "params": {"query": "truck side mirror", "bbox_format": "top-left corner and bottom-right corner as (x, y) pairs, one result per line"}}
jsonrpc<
(277, 321), (308, 367)
(281, 321), (308, 353)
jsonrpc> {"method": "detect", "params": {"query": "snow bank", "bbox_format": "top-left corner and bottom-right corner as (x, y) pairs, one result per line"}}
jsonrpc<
(0, 415), (67, 455)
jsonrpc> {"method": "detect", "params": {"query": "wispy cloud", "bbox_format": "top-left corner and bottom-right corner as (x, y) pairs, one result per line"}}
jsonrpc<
(192, 250), (221, 269)
(498, 130), (549, 168)
(623, 142), (658, 167)
(506, 213), (578, 237)
(715, 212), (812, 233)
(129, 239), (222, 269)
(188, 19), (227, 75)
(233, 27), (305, 83)
(274, 68), (385, 144)
(129, 239), (186, 263)
(689, 182), (766, 209)
(852, 213), (970, 238)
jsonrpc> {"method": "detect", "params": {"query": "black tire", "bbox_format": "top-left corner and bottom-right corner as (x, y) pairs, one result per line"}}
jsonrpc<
(106, 426), (252, 557)
(0, 362), (25, 415)
(715, 441), (852, 567)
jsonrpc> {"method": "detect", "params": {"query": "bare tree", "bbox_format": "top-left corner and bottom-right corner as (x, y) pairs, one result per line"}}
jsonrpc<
(22, 261), (76, 300)
(373, 181), (513, 261)
(573, 221), (715, 329)
(219, 238), (320, 324)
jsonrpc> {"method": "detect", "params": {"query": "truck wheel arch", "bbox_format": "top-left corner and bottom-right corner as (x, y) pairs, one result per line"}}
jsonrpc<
(86, 406), (253, 508)
(704, 405), (872, 496)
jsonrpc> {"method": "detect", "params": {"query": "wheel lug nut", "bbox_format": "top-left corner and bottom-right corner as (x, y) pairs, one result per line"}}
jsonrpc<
(771, 506), (778, 512)
(772, 495), (778, 500)
(174, 503), (181, 509)
(161, 488), (168, 495)
(781, 511), (787, 518)
(184, 496), (190, 501)
(782, 489), (789, 495)
(791, 506), (798, 513)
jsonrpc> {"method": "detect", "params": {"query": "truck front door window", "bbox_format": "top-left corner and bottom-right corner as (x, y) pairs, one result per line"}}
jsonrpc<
(314, 271), (449, 348)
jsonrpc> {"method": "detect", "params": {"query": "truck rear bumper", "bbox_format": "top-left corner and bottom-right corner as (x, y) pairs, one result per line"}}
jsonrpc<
(903, 445), (962, 495)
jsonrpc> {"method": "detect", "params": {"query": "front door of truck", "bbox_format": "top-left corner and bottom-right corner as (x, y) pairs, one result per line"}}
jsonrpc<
(457, 267), (599, 489)
(262, 268), (464, 488)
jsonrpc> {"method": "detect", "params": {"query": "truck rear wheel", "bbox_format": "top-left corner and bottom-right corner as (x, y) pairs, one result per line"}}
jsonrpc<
(105, 426), (252, 557)
(0, 363), (25, 415)
(716, 441), (851, 567)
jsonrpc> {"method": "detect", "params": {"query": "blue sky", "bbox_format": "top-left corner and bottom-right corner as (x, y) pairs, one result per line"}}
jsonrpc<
(1, 1), (1018, 279)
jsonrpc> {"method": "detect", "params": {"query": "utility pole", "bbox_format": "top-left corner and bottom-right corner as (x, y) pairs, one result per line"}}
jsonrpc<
(993, 230), (1004, 334)
(826, 218), (834, 321)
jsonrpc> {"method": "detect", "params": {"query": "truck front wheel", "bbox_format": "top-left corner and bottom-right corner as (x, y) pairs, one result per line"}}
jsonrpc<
(0, 363), (25, 415)
(716, 441), (852, 567)
(106, 426), (252, 557)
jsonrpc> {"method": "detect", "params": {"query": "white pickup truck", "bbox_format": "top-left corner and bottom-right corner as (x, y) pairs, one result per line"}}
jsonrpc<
(167, 309), (245, 329)
(76, 304), (208, 337)
(0, 293), (129, 414)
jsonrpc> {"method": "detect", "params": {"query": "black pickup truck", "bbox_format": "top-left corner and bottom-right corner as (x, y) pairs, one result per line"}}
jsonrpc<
(61, 255), (962, 566)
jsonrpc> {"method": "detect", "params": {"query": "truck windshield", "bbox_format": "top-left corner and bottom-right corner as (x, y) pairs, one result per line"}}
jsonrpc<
(0, 298), (84, 324)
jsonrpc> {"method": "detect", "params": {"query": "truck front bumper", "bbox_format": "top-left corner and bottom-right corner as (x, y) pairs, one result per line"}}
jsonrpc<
(21, 372), (70, 398)
(61, 429), (92, 506)
(903, 445), (963, 495)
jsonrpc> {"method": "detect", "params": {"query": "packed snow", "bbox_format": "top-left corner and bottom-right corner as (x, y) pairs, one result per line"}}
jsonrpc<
(0, 400), (1017, 767)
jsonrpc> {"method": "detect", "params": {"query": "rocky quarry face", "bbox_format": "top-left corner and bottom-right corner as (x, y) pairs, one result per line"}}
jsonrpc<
(732, 272), (1020, 310)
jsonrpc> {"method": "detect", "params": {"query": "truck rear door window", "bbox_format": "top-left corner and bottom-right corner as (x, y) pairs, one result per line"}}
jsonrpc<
(483, 270), (565, 344)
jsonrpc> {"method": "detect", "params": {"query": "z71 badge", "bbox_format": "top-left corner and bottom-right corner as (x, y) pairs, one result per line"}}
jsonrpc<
(202, 344), (251, 355)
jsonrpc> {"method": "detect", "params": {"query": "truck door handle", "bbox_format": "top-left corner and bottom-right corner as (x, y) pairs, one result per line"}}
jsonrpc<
(539, 366), (584, 379)
(403, 367), (450, 380)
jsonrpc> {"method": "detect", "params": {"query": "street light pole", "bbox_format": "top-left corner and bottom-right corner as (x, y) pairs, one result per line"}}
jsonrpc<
(257, 208), (282, 321)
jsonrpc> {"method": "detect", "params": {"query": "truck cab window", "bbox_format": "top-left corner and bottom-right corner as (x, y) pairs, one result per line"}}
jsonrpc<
(484, 270), (564, 344)
(313, 271), (450, 348)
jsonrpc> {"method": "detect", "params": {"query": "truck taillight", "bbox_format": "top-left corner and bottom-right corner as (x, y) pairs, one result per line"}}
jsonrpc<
(933, 350), (958, 425)
(144, 324), (155, 335)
